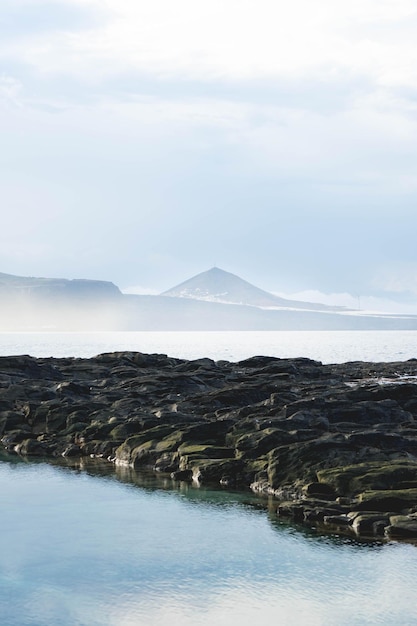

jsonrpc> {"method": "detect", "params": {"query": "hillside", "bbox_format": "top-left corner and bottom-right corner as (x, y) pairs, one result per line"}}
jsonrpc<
(162, 267), (346, 312)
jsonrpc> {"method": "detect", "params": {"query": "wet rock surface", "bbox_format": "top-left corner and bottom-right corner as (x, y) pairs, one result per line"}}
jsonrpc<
(2, 351), (417, 542)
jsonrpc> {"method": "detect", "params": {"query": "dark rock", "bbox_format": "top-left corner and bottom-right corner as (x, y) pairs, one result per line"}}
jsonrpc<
(2, 351), (417, 541)
(62, 444), (81, 457)
(356, 488), (417, 512)
(385, 515), (417, 538)
(303, 482), (337, 499)
(55, 381), (90, 396)
(171, 469), (193, 481)
(2, 428), (33, 448)
(350, 513), (390, 536)
(14, 438), (48, 456)
(323, 514), (351, 526)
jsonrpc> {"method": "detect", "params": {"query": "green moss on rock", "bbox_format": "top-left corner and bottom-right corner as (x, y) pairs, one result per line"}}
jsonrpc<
(317, 461), (417, 496)
(356, 488), (417, 512)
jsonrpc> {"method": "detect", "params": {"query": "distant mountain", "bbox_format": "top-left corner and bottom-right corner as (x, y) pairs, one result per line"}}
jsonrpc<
(2, 268), (417, 331)
(0, 272), (121, 300)
(162, 267), (345, 312)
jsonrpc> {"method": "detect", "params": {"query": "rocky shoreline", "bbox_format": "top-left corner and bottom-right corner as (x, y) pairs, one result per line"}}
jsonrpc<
(2, 351), (417, 542)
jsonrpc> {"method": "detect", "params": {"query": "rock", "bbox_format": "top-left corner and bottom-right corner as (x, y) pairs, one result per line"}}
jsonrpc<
(191, 459), (246, 484)
(303, 482), (337, 499)
(2, 428), (32, 449)
(356, 488), (417, 512)
(171, 469), (193, 481)
(323, 514), (351, 527)
(14, 438), (48, 456)
(62, 444), (81, 457)
(385, 515), (417, 539)
(350, 513), (390, 536)
(2, 351), (417, 540)
(317, 460), (417, 495)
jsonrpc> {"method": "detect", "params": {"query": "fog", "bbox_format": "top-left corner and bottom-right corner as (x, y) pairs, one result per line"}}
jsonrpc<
(2, 290), (417, 332)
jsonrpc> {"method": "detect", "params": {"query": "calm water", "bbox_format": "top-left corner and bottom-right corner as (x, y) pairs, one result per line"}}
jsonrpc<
(1, 457), (417, 626)
(2, 330), (417, 625)
(1, 329), (417, 362)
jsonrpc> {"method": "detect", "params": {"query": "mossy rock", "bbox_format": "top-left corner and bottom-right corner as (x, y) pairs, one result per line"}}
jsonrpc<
(155, 437), (183, 453)
(190, 458), (246, 484)
(80, 439), (117, 457)
(317, 461), (417, 496)
(247, 458), (269, 474)
(234, 429), (293, 459)
(119, 433), (184, 467)
(356, 488), (417, 512)
(155, 428), (191, 451)
(386, 514), (417, 538)
(14, 438), (49, 456)
(116, 424), (180, 461)
(263, 435), (373, 491)
(0, 412), (26, 435)
(62, 421), (90, 435)
(178, 443), (235, 458)
(303, 482), (337, 499)
(350, 513), (390, 536)
(109, 422), (145, 440)
(129, 440), (166, 467)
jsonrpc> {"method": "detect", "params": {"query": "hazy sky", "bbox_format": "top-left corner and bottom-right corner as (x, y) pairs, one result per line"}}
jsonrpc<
(2, 0), (417, 306)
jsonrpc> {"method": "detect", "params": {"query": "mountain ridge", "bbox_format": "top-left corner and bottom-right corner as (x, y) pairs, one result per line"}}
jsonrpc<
(162, 267), (347, 312)
(1, 268), (417, 331)
(0, 272), (121, 299)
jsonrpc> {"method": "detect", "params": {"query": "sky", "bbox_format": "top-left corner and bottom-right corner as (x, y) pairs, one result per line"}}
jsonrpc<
(1, 0), (417, 311)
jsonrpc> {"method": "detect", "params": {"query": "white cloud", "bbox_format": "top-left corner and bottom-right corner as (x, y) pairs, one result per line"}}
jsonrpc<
(2, 0), (417, 89)
(1, 0), (417, 294)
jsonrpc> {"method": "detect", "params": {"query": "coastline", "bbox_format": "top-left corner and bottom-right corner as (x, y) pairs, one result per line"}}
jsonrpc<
(2, 351), (417, 542)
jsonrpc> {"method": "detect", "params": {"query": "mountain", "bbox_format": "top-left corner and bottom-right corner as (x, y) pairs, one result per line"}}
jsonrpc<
(0, 272), (123, 331)
(0, 272), (121, 300)
(162, 267), (345, 312)
(2, 268), (417, 331)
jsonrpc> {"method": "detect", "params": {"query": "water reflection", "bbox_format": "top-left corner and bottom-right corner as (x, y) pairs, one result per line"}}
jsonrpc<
(1, 455), (417, 626)
(0, 451), (393, 546)
(45, 456), (387, 548)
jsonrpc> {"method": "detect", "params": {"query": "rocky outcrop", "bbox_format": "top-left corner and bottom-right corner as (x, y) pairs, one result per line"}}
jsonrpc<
(2, 351), (417, 542)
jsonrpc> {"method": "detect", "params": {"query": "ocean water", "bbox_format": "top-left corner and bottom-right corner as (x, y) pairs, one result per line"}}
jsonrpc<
(1, 330), (417, 626)
(1, 329), (417, 363)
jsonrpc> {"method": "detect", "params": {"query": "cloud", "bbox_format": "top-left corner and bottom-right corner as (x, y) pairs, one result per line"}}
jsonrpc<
(0, 0), (103, 40)
(1, 0), (417, 296)
(2, 0), (416, 88)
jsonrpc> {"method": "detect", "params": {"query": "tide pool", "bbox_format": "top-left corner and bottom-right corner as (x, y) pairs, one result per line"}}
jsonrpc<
(1, 456), (416, 626)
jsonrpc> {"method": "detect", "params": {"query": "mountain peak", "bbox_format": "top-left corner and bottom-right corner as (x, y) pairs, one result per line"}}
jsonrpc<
(161, 267), (341, 311)
(161, 267), (263, 303)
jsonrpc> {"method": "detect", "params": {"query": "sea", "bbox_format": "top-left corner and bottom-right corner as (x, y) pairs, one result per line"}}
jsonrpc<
(1, 329), (417, 362)
(1, 330), (417, 626)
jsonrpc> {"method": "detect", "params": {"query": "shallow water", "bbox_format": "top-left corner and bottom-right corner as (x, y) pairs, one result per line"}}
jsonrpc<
(1, 457), (417, 626)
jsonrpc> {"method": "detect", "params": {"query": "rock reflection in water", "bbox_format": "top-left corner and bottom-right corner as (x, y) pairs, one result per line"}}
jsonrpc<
(0, 458), (416, 626)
